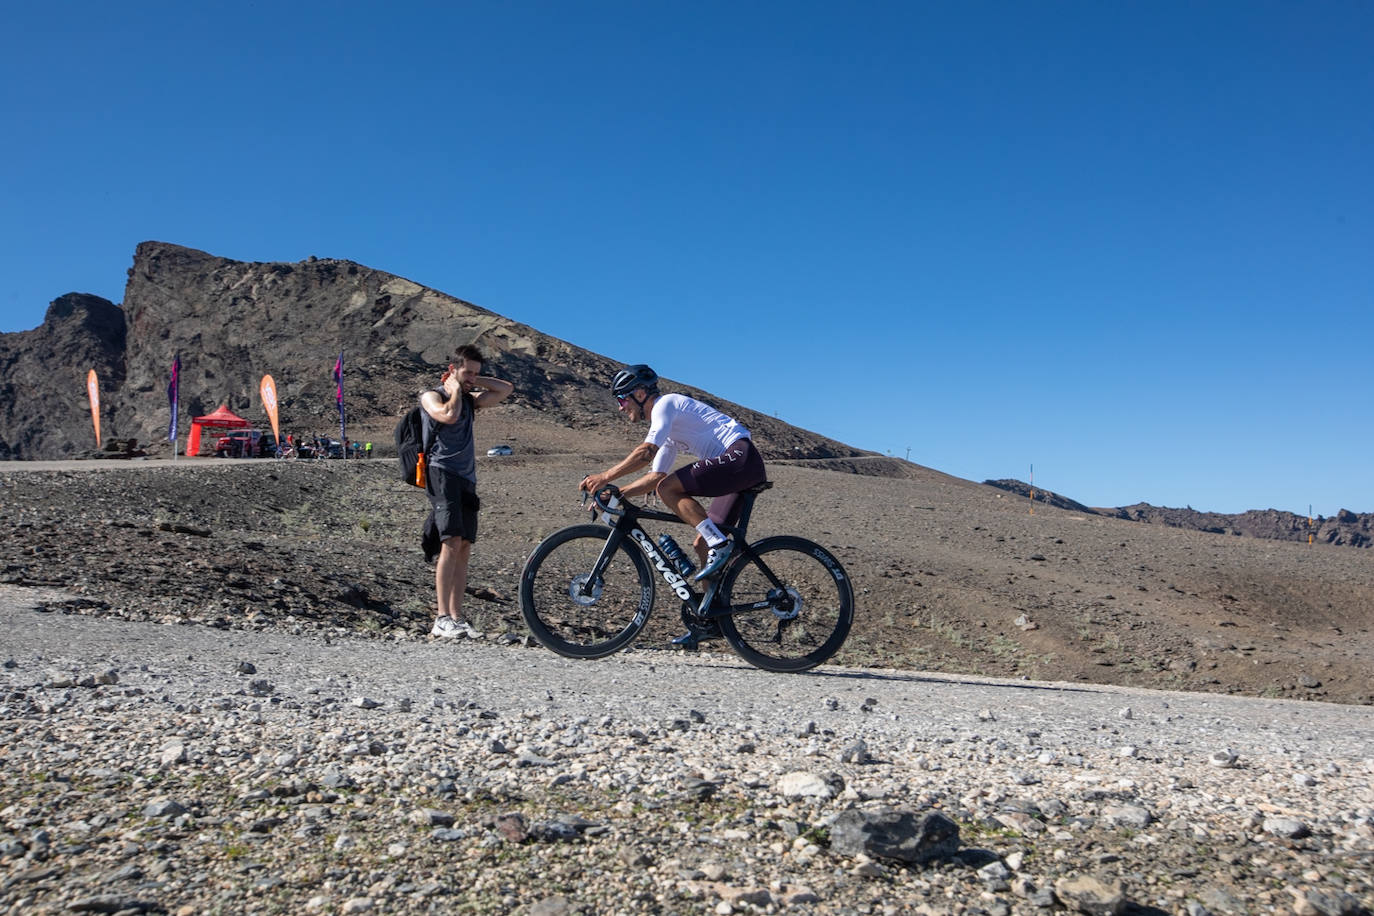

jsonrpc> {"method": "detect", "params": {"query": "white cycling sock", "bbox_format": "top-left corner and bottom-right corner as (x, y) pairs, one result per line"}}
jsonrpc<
(696, 520), (727, 547)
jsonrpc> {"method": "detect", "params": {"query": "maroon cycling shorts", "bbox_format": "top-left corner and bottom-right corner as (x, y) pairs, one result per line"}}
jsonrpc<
(672, 437), (767, 528)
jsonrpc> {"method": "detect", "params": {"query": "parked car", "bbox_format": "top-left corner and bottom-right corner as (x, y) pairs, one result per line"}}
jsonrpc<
(486, 444), (513, 457)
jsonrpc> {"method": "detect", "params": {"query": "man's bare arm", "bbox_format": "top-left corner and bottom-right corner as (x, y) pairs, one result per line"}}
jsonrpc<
(470, 376), (513, 410)
(420, 387), (461, 424)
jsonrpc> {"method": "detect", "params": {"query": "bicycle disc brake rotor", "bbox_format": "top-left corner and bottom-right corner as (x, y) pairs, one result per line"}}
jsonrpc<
(768, 586), (802, 621)
(569, 574), (603, 606)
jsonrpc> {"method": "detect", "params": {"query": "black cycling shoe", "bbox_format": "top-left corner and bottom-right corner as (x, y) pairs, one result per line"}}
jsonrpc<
(671, 618), (722, 650)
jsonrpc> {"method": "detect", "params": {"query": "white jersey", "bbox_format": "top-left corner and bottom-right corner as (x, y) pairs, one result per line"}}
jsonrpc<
(645, 393), (750, 474)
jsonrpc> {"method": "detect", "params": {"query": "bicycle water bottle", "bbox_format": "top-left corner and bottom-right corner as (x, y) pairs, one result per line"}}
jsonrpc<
(656, 534), (697, 577)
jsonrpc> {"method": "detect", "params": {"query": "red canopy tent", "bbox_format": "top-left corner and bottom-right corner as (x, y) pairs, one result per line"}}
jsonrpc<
(187, 405), (250, 456)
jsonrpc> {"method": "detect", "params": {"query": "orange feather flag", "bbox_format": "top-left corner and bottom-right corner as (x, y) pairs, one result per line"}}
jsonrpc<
(260, 374), (281, 447)
(86, 369), (101, 448)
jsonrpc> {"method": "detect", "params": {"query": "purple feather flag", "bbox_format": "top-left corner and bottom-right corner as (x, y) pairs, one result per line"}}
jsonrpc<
(167, 353), (180, 442)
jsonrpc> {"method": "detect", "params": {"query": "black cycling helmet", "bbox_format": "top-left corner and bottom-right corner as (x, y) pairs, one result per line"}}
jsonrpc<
(611, 364), (659, 398)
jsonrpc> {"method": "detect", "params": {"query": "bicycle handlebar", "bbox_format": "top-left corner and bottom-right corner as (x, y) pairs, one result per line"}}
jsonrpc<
(583, 483), (628, 520)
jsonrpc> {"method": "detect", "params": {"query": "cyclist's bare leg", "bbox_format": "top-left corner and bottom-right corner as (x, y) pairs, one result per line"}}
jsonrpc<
(657, 476), (713, 564)
(656, 475), (708, 526)
(691, 533), (709, 567)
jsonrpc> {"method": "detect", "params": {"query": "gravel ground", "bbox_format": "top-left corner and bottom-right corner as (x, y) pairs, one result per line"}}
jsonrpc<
(4, 456), (1372, 705)
(3, 584), (1372, 915)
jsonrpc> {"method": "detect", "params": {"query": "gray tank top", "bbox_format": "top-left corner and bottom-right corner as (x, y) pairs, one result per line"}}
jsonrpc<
(423, 390), (476, 485)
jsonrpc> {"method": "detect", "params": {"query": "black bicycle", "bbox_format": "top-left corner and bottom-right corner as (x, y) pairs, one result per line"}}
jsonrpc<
(519, 483), (853, 673)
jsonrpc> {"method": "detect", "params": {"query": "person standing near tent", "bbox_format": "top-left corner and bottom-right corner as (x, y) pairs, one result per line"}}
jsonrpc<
(420, 344), (513, 639)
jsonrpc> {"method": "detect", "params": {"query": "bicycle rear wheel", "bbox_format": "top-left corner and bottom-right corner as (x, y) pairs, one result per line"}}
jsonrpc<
(717, 536), (853, 673)
(519, 524), (654, 659)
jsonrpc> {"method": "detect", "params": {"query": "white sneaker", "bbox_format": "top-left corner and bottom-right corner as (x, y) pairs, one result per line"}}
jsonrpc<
(455, 620), (484, 639)
(430, 617), (461, 638)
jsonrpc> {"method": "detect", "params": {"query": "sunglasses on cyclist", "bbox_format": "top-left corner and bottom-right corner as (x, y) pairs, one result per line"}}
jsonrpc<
(616, 393), (633, 404)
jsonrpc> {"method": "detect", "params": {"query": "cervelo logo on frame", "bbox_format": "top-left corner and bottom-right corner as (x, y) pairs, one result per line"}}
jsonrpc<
(630, 529), (693, 601)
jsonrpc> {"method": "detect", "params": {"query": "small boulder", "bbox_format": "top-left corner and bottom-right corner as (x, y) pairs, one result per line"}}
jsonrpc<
(1054, 875), (1127, 916)
(828, 807), (960, 864)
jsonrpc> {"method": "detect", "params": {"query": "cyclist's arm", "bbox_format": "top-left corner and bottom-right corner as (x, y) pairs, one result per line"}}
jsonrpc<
(581, 442), (658, 494)
(617, 470), (667, 499)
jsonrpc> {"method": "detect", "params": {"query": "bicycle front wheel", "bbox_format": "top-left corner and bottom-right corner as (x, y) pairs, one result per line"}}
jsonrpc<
(519, 524), (655, 659)
(717, 536), (854, 673)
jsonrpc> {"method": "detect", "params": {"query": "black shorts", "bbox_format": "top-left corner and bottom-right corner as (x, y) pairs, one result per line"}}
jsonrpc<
(425, 465), (479, 544)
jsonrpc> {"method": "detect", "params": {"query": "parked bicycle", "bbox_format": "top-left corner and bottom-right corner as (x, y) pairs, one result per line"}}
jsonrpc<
(519, 483), (853, 673)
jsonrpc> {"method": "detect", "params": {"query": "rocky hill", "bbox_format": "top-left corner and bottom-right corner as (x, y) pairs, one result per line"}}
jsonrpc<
(983, 479), (1371, 549)
(1107, 503), (1371, 549)
(981, 478), (1098, 515)
(0, 293), (126, 459)
(0, 242), (868, 463)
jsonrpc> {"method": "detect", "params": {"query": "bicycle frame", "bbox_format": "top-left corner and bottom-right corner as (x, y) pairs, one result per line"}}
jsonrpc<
(581, 486), (791, 624)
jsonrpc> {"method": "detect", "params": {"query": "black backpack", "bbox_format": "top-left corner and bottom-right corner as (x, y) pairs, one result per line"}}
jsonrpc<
(394, 399), (436, 487)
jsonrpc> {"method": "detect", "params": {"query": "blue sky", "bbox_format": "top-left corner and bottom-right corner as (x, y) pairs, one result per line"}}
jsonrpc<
(2, 1), (1370, 515)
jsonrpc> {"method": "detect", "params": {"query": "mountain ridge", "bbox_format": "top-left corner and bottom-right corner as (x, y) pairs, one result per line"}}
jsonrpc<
(1, 240), (1368, 548)
(984, 478), (1371, 549)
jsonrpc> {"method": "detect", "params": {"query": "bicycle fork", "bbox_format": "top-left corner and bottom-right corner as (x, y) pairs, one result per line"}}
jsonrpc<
(580, 527), (629, 599)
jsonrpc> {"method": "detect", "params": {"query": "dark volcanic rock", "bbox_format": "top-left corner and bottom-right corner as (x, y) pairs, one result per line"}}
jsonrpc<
(828, 807), (960, 863)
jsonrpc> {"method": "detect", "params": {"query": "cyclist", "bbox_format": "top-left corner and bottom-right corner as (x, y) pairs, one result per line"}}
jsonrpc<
(580, 364), (768, 647)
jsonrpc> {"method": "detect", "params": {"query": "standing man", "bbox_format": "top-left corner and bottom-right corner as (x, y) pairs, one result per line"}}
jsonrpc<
(580, 364), (767, 647)
(422, 344), (513, 638)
